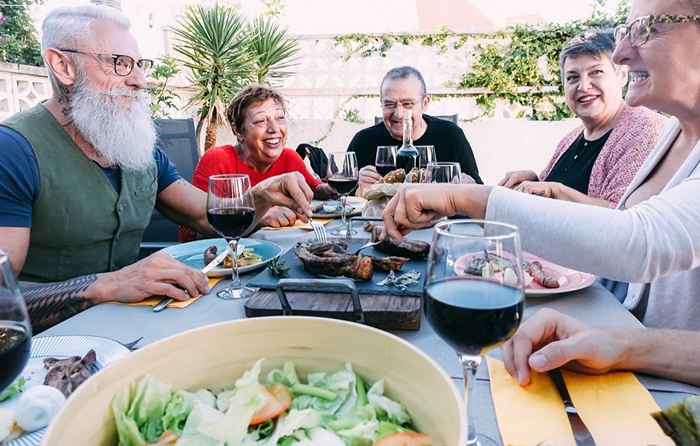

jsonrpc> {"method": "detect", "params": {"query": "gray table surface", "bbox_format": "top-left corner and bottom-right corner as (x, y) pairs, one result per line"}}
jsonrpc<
(41, 222), (699, 445)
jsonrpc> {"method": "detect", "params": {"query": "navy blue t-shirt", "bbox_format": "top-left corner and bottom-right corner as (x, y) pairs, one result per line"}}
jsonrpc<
(0, 125), (181, 227)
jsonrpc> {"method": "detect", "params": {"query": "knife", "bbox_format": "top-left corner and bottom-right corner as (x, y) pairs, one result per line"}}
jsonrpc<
(152, 246), (230, 312)
(549, 369), (597, 446)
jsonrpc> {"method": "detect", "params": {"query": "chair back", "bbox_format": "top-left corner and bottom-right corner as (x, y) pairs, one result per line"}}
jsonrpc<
(374, 114), (459, 126)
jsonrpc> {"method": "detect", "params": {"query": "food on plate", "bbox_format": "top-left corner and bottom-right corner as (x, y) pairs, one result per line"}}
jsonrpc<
(523, 260), (560, 289)
(0, 407), (20, 443)
(267, 258), (290, 278)
(382, 169), (405, 184)
(652, 394), (700, 446)
(295, 241), (409, 281)
(0, 376), (26, 402)
(14, 385), (66, 432)
(111, 359), (433, 446)
(370, 226), (430, 260)
(44, 349), (98, 397)
(203, 245), (263, 269)
(406, 167), (424, 184)
(459, 252), (561, 289)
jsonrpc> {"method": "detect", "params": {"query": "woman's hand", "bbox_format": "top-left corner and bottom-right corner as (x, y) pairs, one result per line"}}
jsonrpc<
(515, 181), (560, 199)
(498, 170), (539, 189)
(314, 183), (339, 200)
(260, 206), (298, 228)
(252, 172), (314, 220)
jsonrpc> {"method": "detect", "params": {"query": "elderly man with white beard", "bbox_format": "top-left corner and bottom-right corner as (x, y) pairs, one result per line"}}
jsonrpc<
(0, 5), (314, 331)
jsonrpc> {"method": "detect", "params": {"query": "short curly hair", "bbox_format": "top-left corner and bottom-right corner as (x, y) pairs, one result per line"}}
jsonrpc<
(226, 85), (286, 134)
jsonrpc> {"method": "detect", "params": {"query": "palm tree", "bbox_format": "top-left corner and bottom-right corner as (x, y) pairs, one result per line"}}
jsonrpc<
(246, 16), (300, 86)
(171, 4), (251, 151)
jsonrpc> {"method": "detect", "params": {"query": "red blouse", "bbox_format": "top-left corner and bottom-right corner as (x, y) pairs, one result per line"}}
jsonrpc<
(192, 145), (321, 191)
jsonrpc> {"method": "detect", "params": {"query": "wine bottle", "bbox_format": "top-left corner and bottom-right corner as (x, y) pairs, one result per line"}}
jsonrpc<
(395, 109), (419, 181)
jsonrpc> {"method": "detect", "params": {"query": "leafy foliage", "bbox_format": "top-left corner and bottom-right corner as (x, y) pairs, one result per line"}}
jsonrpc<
(148, 56), (181, 118)
(247, 17), (300, 85)
(0, 0), (43, 66)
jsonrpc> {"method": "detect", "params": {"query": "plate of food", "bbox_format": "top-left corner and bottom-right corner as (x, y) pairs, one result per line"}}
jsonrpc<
(311, 197), (365, 219)
(0, 335), (129, 445)
(453, 251), (596, 297)
(165, 238), (283, 277)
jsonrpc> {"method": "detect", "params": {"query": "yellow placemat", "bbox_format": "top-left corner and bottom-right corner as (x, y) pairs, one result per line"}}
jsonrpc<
(488, 357), (673, 446)
(262, 217), (332, 231)
(126, 277), (223, 309)
(488, 357), (575, 446)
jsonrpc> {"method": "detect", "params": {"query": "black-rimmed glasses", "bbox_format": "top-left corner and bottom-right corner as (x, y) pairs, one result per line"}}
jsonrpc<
(58, 48), (154, 77)
(614, 14), (700, 48)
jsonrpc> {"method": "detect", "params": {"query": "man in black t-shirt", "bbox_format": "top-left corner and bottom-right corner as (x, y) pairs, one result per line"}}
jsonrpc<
(348, 66), (482, 195)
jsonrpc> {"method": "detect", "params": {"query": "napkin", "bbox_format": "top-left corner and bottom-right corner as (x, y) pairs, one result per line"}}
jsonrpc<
(262, 217), (332, 231)
(126, 277), (223, 309)
(487, 357), (673, 446)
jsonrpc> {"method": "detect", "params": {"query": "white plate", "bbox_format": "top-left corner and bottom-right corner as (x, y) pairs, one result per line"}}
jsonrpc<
(2, 335), (129, 446)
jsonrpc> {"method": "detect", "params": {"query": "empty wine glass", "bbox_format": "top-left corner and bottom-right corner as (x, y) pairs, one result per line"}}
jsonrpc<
(375, 145), (397, 177)
(416, 145), (436, 168)
(424, 162), (462, 184)
(425, 220), (525, 446)
(207, 174), (257, 300)
(329, 152), (359, 238)
(0, 250), (31, 393)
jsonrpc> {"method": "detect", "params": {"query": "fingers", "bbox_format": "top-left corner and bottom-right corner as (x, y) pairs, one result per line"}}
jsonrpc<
(276, 173), (313, 216)
(529, 336), (585, 372)
(497, 174), (511, 187)
(382, 193), (404, 242)
(147, 282), (191, 301)
(359, 166), (382, 186)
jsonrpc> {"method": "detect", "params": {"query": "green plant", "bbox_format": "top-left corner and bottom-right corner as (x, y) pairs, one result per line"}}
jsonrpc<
(247, 16), (300, 86)
(0, 0), (43, 66)
(148, 56), (181, 118)
(171, 4), (252, 151)
(341, 108), (364, 124)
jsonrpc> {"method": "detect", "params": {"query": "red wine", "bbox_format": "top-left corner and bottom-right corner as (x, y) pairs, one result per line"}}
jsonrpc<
(396, 147), (418, 174)
(328, 177), (358, 195)
(376, 164), (395, 176)
(0, 323), (30, 392)
(425, 279), (523, 356)
(207, 207), (256, 239)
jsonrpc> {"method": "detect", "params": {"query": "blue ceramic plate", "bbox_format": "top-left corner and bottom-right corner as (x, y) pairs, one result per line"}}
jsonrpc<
(163, 238), (283, 277)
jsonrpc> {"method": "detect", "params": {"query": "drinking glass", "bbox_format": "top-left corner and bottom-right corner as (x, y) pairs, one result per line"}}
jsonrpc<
(375, 145), (397, 177)
(329, 152), (359, 238)
(0, 250), (32, 393)
(425, 220), (525, 446)
(416, 145), (436, 168)
(207, 174), (257, 300)
(424, 162), (462, 184)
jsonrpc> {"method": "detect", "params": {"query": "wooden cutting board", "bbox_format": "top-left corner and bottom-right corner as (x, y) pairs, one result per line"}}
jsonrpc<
(244, 289), (421, 330)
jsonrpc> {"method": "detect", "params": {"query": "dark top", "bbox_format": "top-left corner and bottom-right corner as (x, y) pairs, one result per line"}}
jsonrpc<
(544, 129), (612, 194)
(0, 125), (180, 227)
(347, 114), (482, 184)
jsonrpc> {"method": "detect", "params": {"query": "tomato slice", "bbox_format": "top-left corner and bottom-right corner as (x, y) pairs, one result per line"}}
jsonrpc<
(374, 432), (434, 446)
(147, 431), (178, 445)
(249, 384), (292, 425)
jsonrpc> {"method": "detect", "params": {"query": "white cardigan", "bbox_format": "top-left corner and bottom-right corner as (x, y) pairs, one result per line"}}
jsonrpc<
(486, 118), (700, 329)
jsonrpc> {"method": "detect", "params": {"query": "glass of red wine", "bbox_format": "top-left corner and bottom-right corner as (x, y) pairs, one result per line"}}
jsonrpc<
(425, 220), (525, 446)
(375, 145), (397, 177)
(329, 152), (359, 238)
(207, 174), (257, 300)
(0, 250), (32, 393)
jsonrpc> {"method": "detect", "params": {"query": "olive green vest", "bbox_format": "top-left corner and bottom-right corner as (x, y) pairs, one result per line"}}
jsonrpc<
(3, 104), (157, 282)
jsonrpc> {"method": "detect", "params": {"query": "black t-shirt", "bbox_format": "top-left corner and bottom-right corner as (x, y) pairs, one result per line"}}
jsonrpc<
(545, 129), (612, 194)
(347, 114), (482, 184)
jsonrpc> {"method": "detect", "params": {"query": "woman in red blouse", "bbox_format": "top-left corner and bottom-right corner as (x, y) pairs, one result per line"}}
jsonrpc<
(180, 85), (337, 241)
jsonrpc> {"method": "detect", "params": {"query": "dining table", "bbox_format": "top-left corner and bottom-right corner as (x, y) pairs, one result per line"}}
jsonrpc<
(39, 220), (700, 445)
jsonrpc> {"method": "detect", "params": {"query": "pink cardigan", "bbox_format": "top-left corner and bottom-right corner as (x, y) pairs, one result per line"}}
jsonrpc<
(540, 105), (667, 207)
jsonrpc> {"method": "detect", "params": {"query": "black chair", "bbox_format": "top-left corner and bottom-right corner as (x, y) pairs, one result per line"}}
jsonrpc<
(374, 114), (459, 126)
(139, 118), (199, 258)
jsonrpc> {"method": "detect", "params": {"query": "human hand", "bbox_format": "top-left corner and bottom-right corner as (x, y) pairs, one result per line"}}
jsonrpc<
(515, 181), (560, 199)
(314, 182), (339, 200)
(502, 309), (628, 386)
(86, 251), (209, 304)
(382, 184), (460, 240)
(457, 173), (476, 184)
(359, 166), (382, 189)
(498, 170), (539, 189)
(260, 206), (298, 228)
(253, 172), (314, 221)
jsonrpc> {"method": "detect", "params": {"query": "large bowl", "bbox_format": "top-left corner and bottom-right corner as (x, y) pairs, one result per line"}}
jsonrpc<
(42, 317), (466, 445)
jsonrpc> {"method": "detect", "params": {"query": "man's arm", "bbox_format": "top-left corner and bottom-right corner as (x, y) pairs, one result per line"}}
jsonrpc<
(1, 228), (30, 275)
(155, 179), (216, 236)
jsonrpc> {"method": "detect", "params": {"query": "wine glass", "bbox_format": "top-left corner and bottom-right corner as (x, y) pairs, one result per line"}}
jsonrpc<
(0, 250), (32, 393)
(416, 145), (436, 168)
(424, 162), (461, 184)
(425, 220), (525, 446)
(328, 152), (359, 238)
(375, 145), (397, 177)
(207, 174), (257, 300)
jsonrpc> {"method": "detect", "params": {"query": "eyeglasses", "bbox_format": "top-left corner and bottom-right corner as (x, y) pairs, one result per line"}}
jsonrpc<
(614, 14), (700, 48)
(58, 48), (154, 77)
(380, 98), (424, 110)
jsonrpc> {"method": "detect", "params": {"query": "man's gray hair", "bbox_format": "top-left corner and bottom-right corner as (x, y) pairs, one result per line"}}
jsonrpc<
(559, 29), (616, 80)
(380, 66), (428, 97)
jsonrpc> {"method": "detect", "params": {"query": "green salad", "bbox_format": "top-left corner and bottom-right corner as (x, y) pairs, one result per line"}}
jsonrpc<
(111, 359), (433, 446)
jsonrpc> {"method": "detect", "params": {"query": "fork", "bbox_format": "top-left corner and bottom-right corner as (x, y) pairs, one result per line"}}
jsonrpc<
(309, 216), (327, 242)
(352, 239), (381, 255)
(121, 336), (143, 351)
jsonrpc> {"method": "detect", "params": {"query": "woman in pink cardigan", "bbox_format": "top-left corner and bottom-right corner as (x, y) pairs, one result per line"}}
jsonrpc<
(499, 29), (666, 207)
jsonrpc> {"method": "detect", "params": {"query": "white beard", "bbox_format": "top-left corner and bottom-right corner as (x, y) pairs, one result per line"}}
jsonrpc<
(70, 80), (156, 171)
